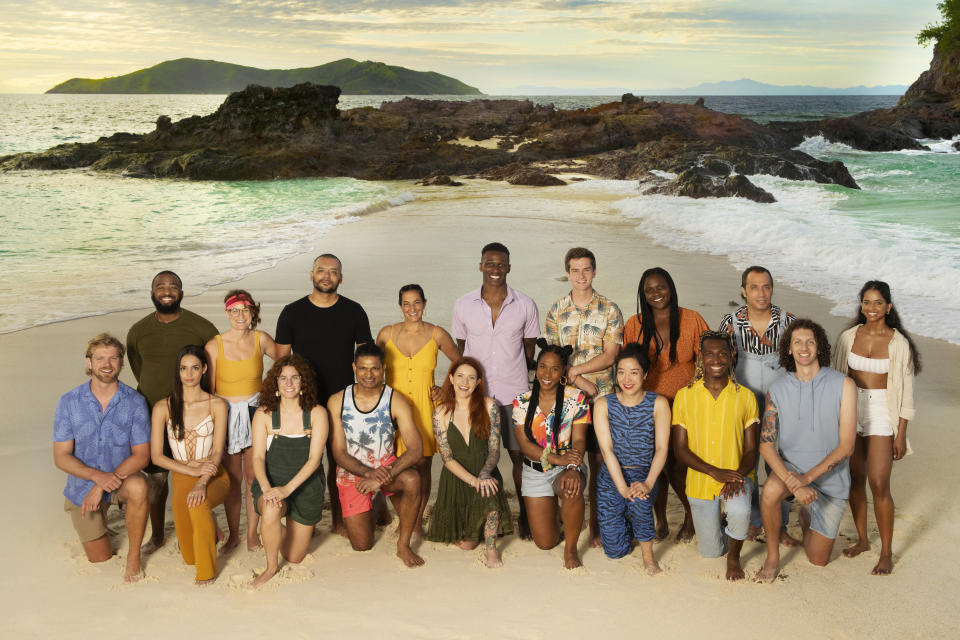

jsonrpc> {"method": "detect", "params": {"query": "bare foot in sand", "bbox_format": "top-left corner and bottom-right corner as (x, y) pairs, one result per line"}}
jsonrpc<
(675, 517), (695, 543)
(195, 578), (216, 587)
(726, 558), (745, 581)
(486, 547), (503, 568)
(871, 554), (893, 575)
(589, 531), (603, 548)
(145, 533), (164, 553)
(123, 556), (145, 584)
(779, 530), (801, 547)
(654, 521), (669, 543)
(250, 567), (277, 588)
(755, 561), (780, 583)
(843, 539), (870, 558)
(455, 540), (479, 551)
(222, 534), (240, 553)
(247, 533), (262, 552)
(639, 544), (661, 575)
(746, 525), (763, 541)
(397, 545), (425, 568)
(563, 549), (582, 569)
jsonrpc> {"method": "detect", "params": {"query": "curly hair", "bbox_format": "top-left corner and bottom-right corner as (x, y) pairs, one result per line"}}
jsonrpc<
(259, 354), (319, 412)
(690, 330), (738, 388)
(437, 357), (491, 439)
(779, 318), (831, 372)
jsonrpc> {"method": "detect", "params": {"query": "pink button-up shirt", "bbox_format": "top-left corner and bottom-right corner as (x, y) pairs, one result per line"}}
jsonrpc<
(452, 286), (540, 406)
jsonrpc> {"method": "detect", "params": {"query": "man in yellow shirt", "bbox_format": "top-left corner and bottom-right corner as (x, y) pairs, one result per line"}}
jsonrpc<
(673, 331), (759, 580)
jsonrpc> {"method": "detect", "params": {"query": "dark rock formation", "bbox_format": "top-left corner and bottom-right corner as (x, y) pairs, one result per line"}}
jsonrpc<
(643, 167), (776, 203)
(900, 49), (960, 106)
(506, 168), (566, 186)
(418, 171), (463, 186)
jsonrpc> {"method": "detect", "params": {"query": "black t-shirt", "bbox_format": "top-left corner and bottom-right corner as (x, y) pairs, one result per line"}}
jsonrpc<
(276, 295), (373, 403)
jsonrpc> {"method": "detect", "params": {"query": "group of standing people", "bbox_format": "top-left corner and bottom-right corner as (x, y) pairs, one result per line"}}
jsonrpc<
(53, 244), (920, 586)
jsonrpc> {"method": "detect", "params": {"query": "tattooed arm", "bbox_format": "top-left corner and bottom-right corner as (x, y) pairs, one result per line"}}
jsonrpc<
(432, 407), (480, 490)
(757, 393), (804, 491)
(798, 376), (858, 484)
(478, 400), (502, 480)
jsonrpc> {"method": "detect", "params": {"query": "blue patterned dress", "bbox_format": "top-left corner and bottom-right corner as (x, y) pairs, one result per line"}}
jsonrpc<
(596, 391), (659, 558)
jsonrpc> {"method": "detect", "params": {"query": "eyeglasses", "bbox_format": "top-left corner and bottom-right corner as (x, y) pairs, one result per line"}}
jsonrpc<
(278, 375), (302, 383)
(228, 307), (252, 316)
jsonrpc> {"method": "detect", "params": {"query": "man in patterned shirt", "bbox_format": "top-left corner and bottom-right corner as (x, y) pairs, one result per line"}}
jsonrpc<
(53, 333), (150, 583)
(544, 247), (624, 547)
(718, 265), (798, 544)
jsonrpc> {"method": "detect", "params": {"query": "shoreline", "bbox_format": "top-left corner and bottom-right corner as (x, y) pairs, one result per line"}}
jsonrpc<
(2, 182), (957, 637)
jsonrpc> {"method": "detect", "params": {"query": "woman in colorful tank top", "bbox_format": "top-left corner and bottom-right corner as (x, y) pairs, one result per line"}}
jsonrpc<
(249, 354), (328, 588)
(833, 281), (921, 575)
(204, 289), (281, 552)
(593, 343), (671, 573)
(375, 284), (459, 538)
(149, 345), (229, 585)
(512, 339), (591, 569)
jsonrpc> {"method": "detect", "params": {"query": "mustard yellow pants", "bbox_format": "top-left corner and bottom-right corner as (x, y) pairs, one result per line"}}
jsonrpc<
(170, 467), (230, 581)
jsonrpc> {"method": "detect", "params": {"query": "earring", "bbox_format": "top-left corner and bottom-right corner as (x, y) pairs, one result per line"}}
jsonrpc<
(560, 376), (568, 386)
(275, 390), (280, 397)
(299, 390), (303, 396)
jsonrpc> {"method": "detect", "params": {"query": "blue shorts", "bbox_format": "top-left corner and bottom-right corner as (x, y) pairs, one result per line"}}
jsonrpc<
(806, 489), (847, 540)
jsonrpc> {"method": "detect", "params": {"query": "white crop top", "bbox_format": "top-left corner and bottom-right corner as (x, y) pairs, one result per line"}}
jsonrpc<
(847, 351), (890, 375)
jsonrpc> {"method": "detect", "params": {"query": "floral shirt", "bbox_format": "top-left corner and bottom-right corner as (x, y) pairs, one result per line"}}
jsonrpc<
(544, 291), (624, 395)
(512, 386), (591, 453)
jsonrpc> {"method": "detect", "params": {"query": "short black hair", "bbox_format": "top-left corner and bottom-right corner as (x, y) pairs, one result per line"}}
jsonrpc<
(398, 283), (426, 305)
(313, 253), (342, 270)
(354, 342), (385, 364)
(151, 270), (182, 289)
(740, 265), (772, 289)
(481, 242), (510, 259)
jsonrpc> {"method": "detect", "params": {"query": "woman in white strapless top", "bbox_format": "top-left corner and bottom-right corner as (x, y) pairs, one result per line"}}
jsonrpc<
(150, 344), (230, 585)
(833, 281), (921, 576)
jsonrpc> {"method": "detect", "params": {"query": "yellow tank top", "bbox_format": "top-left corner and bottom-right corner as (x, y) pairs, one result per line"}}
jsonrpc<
(215, 332), (263, 396)
(384, 326), (439, 456)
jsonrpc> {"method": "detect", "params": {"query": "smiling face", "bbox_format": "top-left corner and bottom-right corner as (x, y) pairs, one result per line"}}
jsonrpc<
(860, 288), (891, 323)
(615, 357), (646, 393)
(178, 354), (206, 388)
(399, 289), (425, 323)
(277, 365), (302, 400)
(226, 303), (252, 330)
(450, 363), (480, 400)
(566, 257), (595, 295)
(788, 328), (819, 368)
(701, 338), (732, 383)
(353, 355), (384, 390)
(479, 250), (510, 288)
(311, 257), (342, 294)
(151, 274), (183, 314)
(536, 351), (564, 393)
(643, 273), (671, 311)
(741, 270), (773, 314)
(87, 345), (122, 384)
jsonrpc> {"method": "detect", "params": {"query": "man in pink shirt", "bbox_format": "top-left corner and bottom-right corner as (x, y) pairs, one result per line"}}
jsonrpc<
(452, 242), (540, 537)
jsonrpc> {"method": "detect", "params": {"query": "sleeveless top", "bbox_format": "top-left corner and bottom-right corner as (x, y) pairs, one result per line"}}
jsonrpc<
(215, 332), (263, 397)
(383, 326), (439, 456)
(266, 405), (312, 450)
(768, 367), (849, 499)
(604, 391), (657, 469)
(336, 385), (396, 485)
(846, 351), (890, 374)
(166, 398), (215, 463)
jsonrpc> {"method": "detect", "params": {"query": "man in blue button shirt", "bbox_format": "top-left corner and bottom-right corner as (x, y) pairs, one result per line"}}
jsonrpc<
(53, 333), (151, 582)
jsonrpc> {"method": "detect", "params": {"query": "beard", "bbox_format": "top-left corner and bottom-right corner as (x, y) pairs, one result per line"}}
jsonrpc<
(91, 368), (121, 384)
(151, 291), (184, 314)
(313, 281), (339, 294)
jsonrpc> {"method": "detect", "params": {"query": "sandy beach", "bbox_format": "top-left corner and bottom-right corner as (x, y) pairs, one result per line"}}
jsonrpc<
(3, 179), (958, 638)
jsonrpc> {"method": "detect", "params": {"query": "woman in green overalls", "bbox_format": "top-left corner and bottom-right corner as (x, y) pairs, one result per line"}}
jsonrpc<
(250, 354), (328, 587)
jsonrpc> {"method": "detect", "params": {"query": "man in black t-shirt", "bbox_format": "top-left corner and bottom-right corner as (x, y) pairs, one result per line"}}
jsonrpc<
(276, 253), (373, 534)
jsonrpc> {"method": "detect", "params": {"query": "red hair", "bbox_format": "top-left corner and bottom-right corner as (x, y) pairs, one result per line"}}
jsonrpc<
(437, 357), (491, 439)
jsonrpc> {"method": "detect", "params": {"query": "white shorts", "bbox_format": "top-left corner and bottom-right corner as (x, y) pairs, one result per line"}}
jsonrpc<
(856, 388), (893, 437)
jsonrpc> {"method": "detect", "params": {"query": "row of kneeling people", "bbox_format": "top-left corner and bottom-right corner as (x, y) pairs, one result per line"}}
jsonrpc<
(53, 244), (919, 585)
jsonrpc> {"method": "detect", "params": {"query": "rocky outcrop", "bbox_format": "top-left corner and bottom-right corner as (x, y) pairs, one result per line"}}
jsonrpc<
(1, 82), (865, 201)
(417, 171), (463, 186)
(900, 48), (960, 106)
(643, 167), (776, 203)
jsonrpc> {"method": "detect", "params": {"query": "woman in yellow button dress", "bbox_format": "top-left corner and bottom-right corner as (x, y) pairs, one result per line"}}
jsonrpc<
(376, 284), (460, 537)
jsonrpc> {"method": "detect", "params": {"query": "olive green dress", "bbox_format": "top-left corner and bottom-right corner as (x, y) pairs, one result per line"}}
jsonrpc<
(427, 423), (513, 543)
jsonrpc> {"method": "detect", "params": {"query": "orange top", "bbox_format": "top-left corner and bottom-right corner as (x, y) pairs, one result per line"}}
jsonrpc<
(215, 332), (263, 397)
(623, 307), (709, 401)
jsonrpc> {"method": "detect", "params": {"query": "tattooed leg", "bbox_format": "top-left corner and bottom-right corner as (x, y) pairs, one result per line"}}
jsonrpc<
(484, 511), (503, 568)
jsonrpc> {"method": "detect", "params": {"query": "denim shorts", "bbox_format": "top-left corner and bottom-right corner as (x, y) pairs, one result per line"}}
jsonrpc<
(807, 488), (848, 539)
(521, 462), (587, 498)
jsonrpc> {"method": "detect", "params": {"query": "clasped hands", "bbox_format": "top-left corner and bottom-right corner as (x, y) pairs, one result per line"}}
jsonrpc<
(357, 465), (394, 495)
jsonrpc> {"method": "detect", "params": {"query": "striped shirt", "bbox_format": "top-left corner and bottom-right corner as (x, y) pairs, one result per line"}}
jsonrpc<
(718, 305), (795, 356)
(672, 379), (758, 500)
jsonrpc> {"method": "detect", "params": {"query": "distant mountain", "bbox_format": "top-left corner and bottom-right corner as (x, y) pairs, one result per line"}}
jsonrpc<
(46, 58), (481, 95)
(499, 79), (907, 96)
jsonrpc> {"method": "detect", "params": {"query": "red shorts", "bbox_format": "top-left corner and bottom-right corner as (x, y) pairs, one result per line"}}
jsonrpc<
(337, 455), (397, 518)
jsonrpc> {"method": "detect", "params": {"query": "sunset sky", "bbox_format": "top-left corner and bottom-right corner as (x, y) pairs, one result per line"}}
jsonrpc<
(0, 0), (943, 93)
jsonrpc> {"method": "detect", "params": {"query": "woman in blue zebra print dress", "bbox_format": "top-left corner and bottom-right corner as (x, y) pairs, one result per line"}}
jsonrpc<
(593, 343), (671, 573)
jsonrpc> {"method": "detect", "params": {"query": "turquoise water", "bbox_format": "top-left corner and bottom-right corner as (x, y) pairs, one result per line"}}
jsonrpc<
(1, 94), (957, 342)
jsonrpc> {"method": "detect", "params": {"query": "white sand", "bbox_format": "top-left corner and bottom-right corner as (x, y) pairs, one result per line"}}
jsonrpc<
(2, 180), (958, 638)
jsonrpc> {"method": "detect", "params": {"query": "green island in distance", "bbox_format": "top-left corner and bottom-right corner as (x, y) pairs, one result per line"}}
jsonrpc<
(45, 57), (482, 95)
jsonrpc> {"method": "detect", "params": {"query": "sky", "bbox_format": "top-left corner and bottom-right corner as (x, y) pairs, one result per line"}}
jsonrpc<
(0, 0), (944, 93)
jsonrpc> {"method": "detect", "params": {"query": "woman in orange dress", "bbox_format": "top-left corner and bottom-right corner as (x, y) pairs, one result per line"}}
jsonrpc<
(624, 267), (708, 542)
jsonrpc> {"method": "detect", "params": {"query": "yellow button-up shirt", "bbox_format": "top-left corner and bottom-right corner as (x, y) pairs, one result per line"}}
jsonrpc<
(672, 379), (758, 500)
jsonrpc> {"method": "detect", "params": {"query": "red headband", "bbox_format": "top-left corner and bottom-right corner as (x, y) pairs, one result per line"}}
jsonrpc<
(225, 294), (253, 310)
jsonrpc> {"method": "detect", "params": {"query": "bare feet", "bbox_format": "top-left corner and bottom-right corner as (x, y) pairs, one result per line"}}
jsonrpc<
(675, 517), (695, 543)
(726, 559), (746, 581)
(246, 533), (262, 552)
(755, 562), (780, 583)
(222, 535), (240, 553)
(779, 530), (801, 548)
(455, 540), (479, 551)
(486, 547), (503, 568)
(654, 521), (669, 542)
(195, 578), (216, 587)
(871, 554), (893, 575)
(215, 524), (225, 544)
(746, 525), (763, 542)
(843, 539), (870, 558)
(397, 545), (425, 568)
(250, 566), (278, 588)
(589, 531), (603, 548)
(123, 558), (145, 584)
(149, 533), (164, 550)
(563, 549), (582, 570)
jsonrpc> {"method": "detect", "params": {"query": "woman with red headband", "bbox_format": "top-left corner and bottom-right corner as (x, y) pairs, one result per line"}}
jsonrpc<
(204, 289), (281, 551)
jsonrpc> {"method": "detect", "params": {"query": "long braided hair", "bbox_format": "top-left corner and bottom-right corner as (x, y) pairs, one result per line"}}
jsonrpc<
(636, 267), (681, 365)
(523, 338), (574, 450)
(689, 330), (739, 389)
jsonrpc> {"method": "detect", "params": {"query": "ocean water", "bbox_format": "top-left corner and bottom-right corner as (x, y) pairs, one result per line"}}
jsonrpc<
(1, 93), (957, 343)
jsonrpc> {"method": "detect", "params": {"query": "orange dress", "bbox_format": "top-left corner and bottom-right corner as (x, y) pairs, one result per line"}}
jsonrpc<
(623, 307), (709, 401)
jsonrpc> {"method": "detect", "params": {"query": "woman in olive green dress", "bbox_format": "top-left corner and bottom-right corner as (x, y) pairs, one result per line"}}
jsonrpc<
(427, 357), (512, 567)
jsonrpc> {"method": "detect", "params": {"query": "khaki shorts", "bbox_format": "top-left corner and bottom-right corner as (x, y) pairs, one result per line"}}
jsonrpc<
(64, 491), (121, 543)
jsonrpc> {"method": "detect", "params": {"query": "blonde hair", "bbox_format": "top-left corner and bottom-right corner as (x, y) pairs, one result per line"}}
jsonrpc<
(84, 333), (125, 375)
